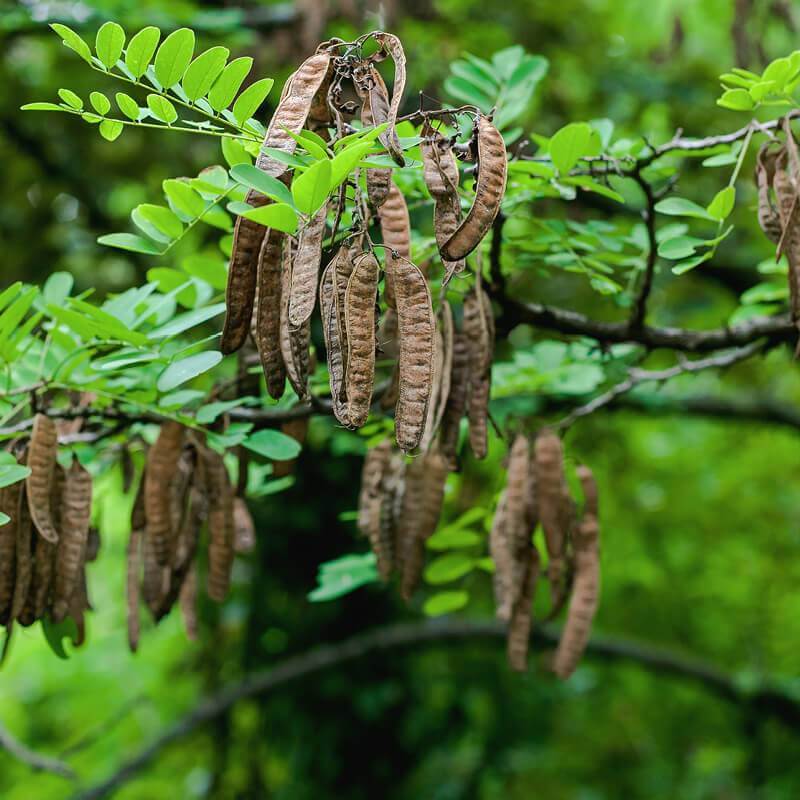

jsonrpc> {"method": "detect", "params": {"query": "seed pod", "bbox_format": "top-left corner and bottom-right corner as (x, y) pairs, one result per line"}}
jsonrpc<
(288, 203), (328, 328)
(272, 418), (308, 478)
(319, 249), (351, 426)
(489, 490), (513, 620)
(280, 238), (311, 401)
(420, 123), (465, 281)
(378, 450), (404, 579)
(440, 115), (507, 261)
(203, 447), (235, 603)
(438, 331), (470, 469)
(357, 439), (393, 580)
(10, 483), (33, 622)
(378, 183), (411, 309)
(233, 497), (256, 554)
(756, 144), (781, 244)
(371, 32), (406, 167)
(126, 527), (142, 653)
(142, 525), (170, 617)
(393, 257), (435, 453)
(26, 414), (59, 544)
(419, 326), (445, 452)
(221, 214), (262, 355)
(0, 471), (23, 625)
(86, 528), (101, 562)
(40, 464), (65, 620)
(552, 465), (601, 680)
(344, 252), (379, 428)
(507, 545), (540, 672)
(773, 151), (800, 322)
(534, 429), (573, 609)
(145, 422), (185, 566)
(53, 459), (92, 622)
(463, 283), (493, 459)
(255, 228), (287, 399)
(356, 66), (392, 208)
(505, 434), (534, 615)
(68, 567), (89, 645)
(179, 563), (198, 641)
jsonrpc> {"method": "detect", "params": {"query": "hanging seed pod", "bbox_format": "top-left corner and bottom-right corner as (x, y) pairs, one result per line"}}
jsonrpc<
(357, 439), (393, 580)
(142, 526), (170, 617)
(272, 418), (309, 478)
(438, 331), (470, 469)
(393, 257), (435, 453)
(419, 325), (445, 452)
(505, 434), (534, 615)
(233, 497), (256, 554)
(68, 567), (89, 645)
(145, 421), (185, 566)
(10, 482), (34, 623)
(179, 563), (199, 641)
(379, 309), (401, 412)
(126, 527), (142, 653)
(288, 203), (328, 328)
(319, 248), (351, 426)
(256, 228), (287, 399)
(53, 459), (92, 622)
(440, 114), (507, 261)
(344, 252), (379, 428)
(370, 32), (406, 167)
(378, 183), (411, 309)
(463, 282), (493, 459)
(378, 449), (404, 580)
(280, 238), (311, 401)
(221, 215), (262, 355)
(507, 546), (540, 672)
(40, 463), (65, 621)
(0, 479), (21, 625)
(552, 465), (601, 680)
(356, 65), (393, 208)
(203, 447), (235, 603)
(26, 415), (59, 544)
(756, 144), (782, 244)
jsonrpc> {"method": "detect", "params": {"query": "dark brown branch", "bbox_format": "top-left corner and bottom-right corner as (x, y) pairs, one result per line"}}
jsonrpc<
(70, 618), (800, 800)
(628, 169), (659, 330)
(0, 720), (76, 780)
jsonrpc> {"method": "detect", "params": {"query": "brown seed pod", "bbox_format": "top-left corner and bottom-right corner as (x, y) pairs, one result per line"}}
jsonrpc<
(371, 32), (406, 167)
(534, 428), (573, 610)
(357, 439), (393, 580)
(51, 459), (91, 622)
(233, 497), (256, 554)
(26, 414), (59, 544)
(10, 482), (34, 623)
(344, 252), (379, 428)
(126, 527), (142, 653)
(0, 480), (21, 625)
(255, 228), (287, 399)
(772, 151), (800, 322)
(272, 418), (309, 478)
(280, 238), (311, 401)
(202, 447), (235, 603)
(142, 524), (170, 617)
(393, 257), (435, 453)
(419, 326), (445, 452)
(67, 567), (89, 645)
(507, 545), (540, 672)
(756, 144), (782, 245)
(221, 215), (262, 355)
(378, 449), (404, 579)
(438, 330), (470, 469)
(552, 465), (601, 680)
(378, 183), (411, 309)
(179, 563), (199, 641)
(288, 203), (328, 328)
(356, 66), (393, 208)
(319, 249), (351, 426)
(463, 282), (493, 459)
(505, 434), (534, 615)
(440, 115), (507, 261)
(145, 421), (185, 566)
(489, 490), (513, 620)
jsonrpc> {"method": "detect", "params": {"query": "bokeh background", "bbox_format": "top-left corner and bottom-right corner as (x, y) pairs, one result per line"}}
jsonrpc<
(2, 1), (800, 798)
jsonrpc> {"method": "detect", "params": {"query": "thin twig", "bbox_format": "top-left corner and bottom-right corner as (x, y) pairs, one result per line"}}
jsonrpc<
(0, 719), (76, 780)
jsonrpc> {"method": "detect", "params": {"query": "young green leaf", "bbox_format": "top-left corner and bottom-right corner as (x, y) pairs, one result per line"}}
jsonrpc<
(221, 136), (252, 167)
(241, 202), (298, 233)
(125, 26), (161, 79)
(99, 120), (123, 141)
(163, 179), (206, 218)
(423, 591), (469, 616)
(0, 463), (31, 489)
(20, 103), (65, 112)
(208, 57), (254, 112)
(654, 197), (715, 220)
(424, 553), (475, 584)
(148, 303), (226, 339)
(134, 204), (184, 240)
(50, 23), (92, 64)
(244, 429), (302, 460)
(291, 158), (331, 215)
(157, 350), (223, 392)
(95, 22), (125, 69)
(89, 91), (111, 115)
(115, 92), (141, 121)
(43, 271), (74, 306)
(330, 142), (372, 189)
(182, 46), (230, 101)
(550, 122), (602, 174)
(706, 186), (736, 221)
(229, 164), (294, 205)
(717, 88), (755, 110)
(58, 89), (83, 110)
(147, 94), (178, 124)
(97, 232), (163, 255)
(154, 28), (195, 89)
(181, 254), (228, 289)
(232, 78), (274, 126)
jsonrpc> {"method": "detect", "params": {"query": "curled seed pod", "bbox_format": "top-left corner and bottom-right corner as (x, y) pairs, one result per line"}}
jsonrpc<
(280, 239), (311, 401)
(344, 252), (379, 428)
(438, 331), (470, 469)
(463, 283), (493, 459)
(203, 447), (235, 603)
(10, 482), (34, 622)
(507, 546), (540, 672)
(126, 527), (142, 653)
(26, 414), (59, 544)
(319, 249), (351, 426)
(0, 480), (21, 625)
(356, 67), (392, 208)
(534, 428), (573, 609)
(233, 497), (256, 554)
(552, 465), (601, 680)
(371, 32), (406, 167)
(221, 215), (262, 355)
(288, 203), (328, 328)
(756, 144), (782, 244)
(272, 418), (309, 478)
(440, 115), (507, 261)
(256, 228), (287, 399)
(357, 439), (393, 580)
(179, 563), (199, 641)
(378, 183), (411, 309)
(393, 257), (435, 453)
(145, 421), (185, 566)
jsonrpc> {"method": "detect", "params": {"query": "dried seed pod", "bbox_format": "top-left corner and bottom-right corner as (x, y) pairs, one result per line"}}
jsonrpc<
(378, 183), (411, 309)
(756, 144), (782, 244)
(221, 215), (262, 355)
(371, 32), (406, 167)
(489, 490), (513, 620)
(440, 115), (507, 261)
(344, 252), (379, 428)
(438, 331), (470, 469)
(378, 450), (404, 579)
(68, 567), (89, 645)
(463, 283), (493, 459)
(26, 414), (59, 544)
(357, 439), (393, 580)
(255, 228), (287, 399)
(145, 421), (185, 566)
(0, 479), (21, 625)
(179, 563), (198, 641)
(419, 325), (445, 452)
(280, 238), (311, 401)
(272, 418), (308, 478)
(534, 429), (573, 609)
(10, 483), (34, 622)
(393, 257), (435, 453)
(319, 249), (351, 426)
(142, 525), (170, 617)
(356, 66), (393, 208)
(32, 464), (63, 620)
(507, 546), (540, 672)
(773, 151), (800, 322)
(288, 203), (328, 328)
(233, 497), (256, 554)
(552, 465), (601, 680)
(126, 527), (142, 653)
(203, 447), (235, 603)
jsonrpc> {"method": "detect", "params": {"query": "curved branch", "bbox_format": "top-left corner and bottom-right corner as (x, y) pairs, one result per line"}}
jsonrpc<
(71, 618), (800, 800)
(0, 720), (75, 780)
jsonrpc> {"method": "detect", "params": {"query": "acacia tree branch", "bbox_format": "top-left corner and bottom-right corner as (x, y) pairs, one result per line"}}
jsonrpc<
(0, 719), (76, 780)
(70, 618), (800, 800)
(628, 168), (659, 330)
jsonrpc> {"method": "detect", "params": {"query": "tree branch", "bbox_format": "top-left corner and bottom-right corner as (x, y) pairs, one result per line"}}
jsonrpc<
(0, 719), (76, 780)
(628, 169), (659, 330)
(71, 618), (800, 800)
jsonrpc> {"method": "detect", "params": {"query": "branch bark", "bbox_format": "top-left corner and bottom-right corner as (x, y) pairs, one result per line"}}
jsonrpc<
(71, 618), (800, 800)
(0, 720), (76, 780)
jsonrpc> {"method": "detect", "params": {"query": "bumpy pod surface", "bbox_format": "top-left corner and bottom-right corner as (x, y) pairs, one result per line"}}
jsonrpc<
(378, 183), (411, 309)
(26, 414), (59, 544)
(288, 203), (328, 329)
(255, 228), (287, 399)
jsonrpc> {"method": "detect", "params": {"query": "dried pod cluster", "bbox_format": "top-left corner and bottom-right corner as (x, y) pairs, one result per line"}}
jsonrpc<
(0, 414), (97, 644)
(126, 422), (256, 651)
(218, 31), (507, 454)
